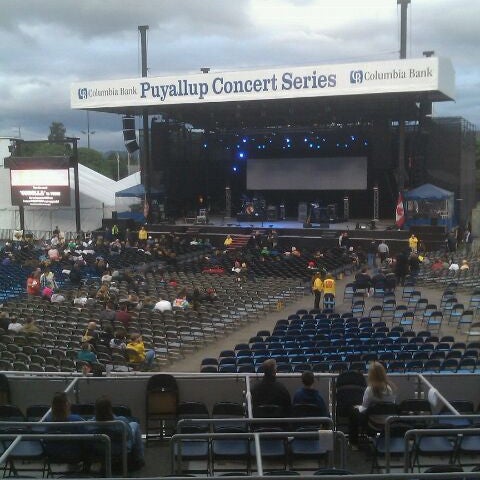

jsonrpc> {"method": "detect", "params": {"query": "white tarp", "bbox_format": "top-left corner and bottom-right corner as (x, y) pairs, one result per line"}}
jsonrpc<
(71, 57), (455, 110)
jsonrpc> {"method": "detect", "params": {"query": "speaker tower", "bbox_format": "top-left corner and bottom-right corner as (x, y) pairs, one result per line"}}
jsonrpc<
(122, 116), (139, 153)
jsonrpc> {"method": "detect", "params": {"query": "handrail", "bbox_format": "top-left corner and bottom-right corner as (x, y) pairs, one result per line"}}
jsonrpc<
(0, 420), (128, 477)
(383, 414), (480, 472)
(417, 374), (460, 415)
(0, 433), (112, 477)
(177, 417), (334, 428)
(404, 426), (480, 473)
(170, 429), (345, 475)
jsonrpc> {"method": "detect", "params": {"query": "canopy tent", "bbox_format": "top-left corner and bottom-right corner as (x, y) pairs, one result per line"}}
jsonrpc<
(115, 184), (163, 198)
(404, 183), (455, 230)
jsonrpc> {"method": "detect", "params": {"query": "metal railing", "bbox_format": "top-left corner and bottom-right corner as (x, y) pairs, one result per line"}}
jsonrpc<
(0, 419), (128, 477)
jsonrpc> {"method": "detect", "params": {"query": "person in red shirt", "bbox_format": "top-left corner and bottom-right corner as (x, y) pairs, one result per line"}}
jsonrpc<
(26, 271), (41, 297)
(115, 304), (131, 329)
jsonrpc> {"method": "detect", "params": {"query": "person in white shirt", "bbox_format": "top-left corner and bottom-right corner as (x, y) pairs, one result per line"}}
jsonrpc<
(449, 261), (459, 272)
(153, 299), (172, 312)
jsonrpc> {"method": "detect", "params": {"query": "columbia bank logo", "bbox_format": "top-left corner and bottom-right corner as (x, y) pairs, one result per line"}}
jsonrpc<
(78, 88), (88, 100)
(350, 70), (364, 84)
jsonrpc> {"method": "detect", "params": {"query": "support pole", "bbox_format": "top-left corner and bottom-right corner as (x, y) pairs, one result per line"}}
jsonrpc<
(72, 139), (81, 234)
(396, 0), (411, 192)
(139, 25), (151, 223)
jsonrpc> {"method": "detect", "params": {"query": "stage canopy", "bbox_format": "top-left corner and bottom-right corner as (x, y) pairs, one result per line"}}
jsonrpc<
(71, 57), (454, 128)
(404, 183), (454, 230)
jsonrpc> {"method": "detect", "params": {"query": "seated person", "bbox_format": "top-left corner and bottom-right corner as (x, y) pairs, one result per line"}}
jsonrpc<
(349, 362), (396, 447)
(115, 305), (131, 329)
(44, 392), (84, 422)
(126, 333), (155, 368)
(354, 267), (371, 292)
(82, 321), (99, 349)
(173, 290), (189, 309)
(431, 258), (444, 271)
(21, 317), (41, 335)
(77, 342), (98, 369)
(153, 298), (172, 312)
(293, 371), (328, 416)
(110, 329), (127, 352)
(251, 359), (291, 417)
(93, 396), (145, 470)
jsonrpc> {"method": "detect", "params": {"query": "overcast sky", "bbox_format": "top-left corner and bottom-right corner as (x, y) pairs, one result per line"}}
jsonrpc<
(0, 0), (479, 151)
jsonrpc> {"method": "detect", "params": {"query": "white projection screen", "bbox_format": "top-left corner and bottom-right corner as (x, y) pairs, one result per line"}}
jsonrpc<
(247, 156), (367, 190)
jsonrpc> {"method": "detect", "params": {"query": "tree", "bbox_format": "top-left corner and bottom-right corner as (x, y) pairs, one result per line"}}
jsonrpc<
(48, 122), (66, 143)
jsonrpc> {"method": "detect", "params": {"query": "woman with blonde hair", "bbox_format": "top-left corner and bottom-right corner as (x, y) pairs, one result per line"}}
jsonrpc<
(349, 362), (396, 448)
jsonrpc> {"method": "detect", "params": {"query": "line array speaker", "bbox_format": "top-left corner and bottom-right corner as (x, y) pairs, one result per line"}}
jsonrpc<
(122, 116), (139, 153)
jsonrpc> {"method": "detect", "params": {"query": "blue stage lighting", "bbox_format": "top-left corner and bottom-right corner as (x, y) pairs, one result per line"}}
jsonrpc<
(203, 143), (208, 148)
(304, 138), (308, 142)
(239, 152), (245, 158)
(309, 143), (314, 148)
(351, 135), (356, 141)
(242, 138), (247, 143)
(232, 166), (238, 172)
(364, 140), (369, 146)
(286, 138), (290, 143)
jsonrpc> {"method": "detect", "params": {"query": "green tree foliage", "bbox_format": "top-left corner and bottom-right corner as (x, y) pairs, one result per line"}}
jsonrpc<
(48, 122), (66, 142)
(15, 121), (133, 180)
(79, 148), (129, 180)
(20, 142), (67, 157)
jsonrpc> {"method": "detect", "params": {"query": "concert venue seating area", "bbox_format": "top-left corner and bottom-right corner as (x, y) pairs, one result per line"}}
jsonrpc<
(0, 235), (479, 478)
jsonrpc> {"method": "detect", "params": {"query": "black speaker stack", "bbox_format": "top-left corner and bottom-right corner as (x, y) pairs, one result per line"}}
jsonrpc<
(122, 116), (139, 153)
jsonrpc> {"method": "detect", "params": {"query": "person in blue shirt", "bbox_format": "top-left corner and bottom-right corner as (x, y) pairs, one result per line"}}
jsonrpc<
(44, 392), (84, 422)
(292, 371), (329, 417)
(94, 396), (145, 470)
(77, 342), (98, 365)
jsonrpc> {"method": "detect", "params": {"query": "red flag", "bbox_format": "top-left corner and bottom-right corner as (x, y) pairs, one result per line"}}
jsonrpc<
(395, 192), (405, 228)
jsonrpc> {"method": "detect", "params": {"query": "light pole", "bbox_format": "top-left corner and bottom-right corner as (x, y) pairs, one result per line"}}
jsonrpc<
(81, 111), (95, 149)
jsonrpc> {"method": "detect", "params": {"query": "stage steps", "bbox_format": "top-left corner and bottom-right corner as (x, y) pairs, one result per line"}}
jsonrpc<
(227, 234), (250, 250)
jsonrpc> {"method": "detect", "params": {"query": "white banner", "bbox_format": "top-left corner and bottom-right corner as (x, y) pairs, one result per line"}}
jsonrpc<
(71, 57), (454, 109)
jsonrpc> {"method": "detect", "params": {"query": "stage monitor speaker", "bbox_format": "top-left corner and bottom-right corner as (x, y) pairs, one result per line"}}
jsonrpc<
(122, 115), (139, 153)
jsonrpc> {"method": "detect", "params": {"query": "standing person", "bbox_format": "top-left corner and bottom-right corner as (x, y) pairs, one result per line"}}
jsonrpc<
(408, 234), (419, 254)
(251, 359), (291, 417)
(224, 234), (233, 248)
(367, 240), (377, 269)
(312, 272), (323, 310)
(377, 240), (389, 264)
(348, 362), (396, 448)
(394, 250), (409, 286)
(322, 273), (336, 308)
(138, 225), (148, 246)
(293, 371), (329, 416)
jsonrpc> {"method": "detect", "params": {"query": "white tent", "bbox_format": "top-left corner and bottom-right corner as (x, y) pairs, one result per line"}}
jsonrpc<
(0, 147), (141, 235)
